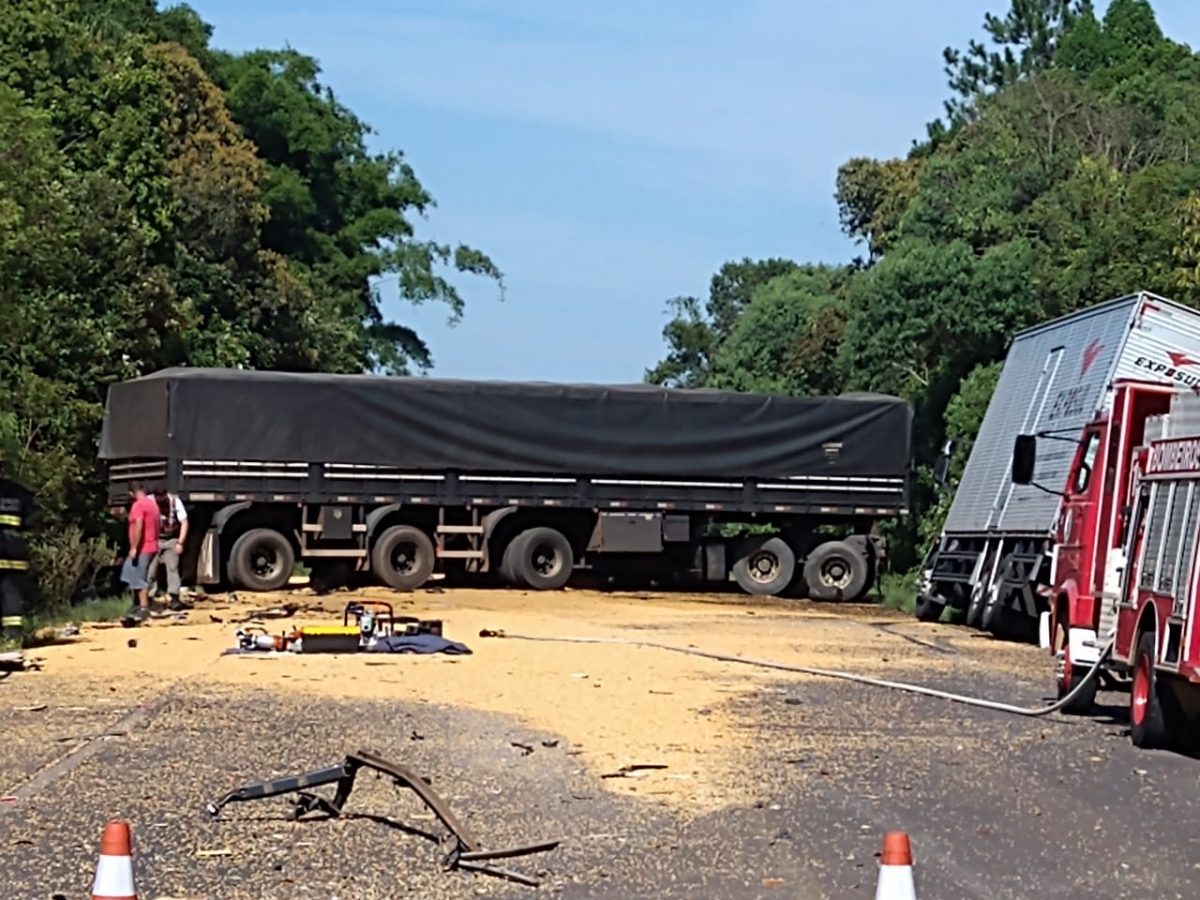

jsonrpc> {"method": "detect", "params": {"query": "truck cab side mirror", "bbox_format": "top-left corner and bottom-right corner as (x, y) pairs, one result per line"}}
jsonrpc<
(1012, 434), (1037, 485)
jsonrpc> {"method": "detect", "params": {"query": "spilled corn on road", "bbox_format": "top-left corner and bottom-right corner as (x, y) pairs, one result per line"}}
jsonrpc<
(0, 586), (1194, 898)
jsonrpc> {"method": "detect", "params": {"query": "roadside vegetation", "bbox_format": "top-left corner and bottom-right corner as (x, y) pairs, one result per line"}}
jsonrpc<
(5, 2), (1197, 614)
(0, 1), (500, 613)
(647, 0), (1200, 589)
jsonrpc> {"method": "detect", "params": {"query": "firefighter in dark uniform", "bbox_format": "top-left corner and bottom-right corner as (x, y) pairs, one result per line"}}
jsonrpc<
(0, 461), (34, 655)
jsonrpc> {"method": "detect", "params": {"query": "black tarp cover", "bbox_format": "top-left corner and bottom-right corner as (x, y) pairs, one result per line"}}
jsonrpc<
(99, 368), (911, 479)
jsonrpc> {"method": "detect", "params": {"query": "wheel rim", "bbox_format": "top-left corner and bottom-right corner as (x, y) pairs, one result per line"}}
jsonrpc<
(1132, 654), (1151, 727)
(530, 542), (563, 578)
(251, 546), (282, 580)
(818, 556), (851, 590)
(389, 541), (420, 576)
(1055, 623), (1072, 694)
(748, 550), (781, 585)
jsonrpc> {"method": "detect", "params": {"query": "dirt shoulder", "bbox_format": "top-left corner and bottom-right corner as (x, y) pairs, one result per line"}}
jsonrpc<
(10, 586), (1044, 814)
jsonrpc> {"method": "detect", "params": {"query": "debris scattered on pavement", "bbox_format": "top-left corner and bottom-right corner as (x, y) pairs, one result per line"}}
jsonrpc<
(206, 749), (561, 887)
(15, 704), (47, 712)
(541, 740), (559, 748)
(195, 848), (233, 858)
(601, 764), (668, 779)
(511, 741), (535, 756)
(232, 603), (299, 623)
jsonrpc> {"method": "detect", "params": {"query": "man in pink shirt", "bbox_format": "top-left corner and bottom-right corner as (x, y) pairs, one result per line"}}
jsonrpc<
(121, 481), (160, 623)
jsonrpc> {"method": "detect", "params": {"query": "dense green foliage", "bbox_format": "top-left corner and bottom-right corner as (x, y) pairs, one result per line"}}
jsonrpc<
(0, 1), (498, 607)
(647, 0), (1200, 570)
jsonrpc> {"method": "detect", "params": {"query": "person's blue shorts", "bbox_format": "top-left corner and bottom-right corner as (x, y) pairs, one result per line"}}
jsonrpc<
(120, 553), (154, 591)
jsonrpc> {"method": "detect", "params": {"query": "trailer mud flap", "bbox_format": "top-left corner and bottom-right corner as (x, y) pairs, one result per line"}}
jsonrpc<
(198, 529), (220, 585)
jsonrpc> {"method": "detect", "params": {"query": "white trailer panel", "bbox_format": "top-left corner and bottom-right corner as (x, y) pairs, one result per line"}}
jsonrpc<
(944, 293), (1200, 536)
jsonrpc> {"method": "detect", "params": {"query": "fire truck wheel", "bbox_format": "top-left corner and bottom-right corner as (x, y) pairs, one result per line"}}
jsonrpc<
(228, 528), (296, 592)
(734, 536), (797, 597)
(1056, 622), (1097, 716)
(510, 527), (574, 591)
(371, 525), (435, 592)
(1130, 631), (1182, 749)
(802, 540), (868, 602)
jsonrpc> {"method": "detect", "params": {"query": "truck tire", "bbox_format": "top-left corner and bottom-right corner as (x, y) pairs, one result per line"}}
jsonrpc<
(914, 592), (945, 622)
(803, 540), (869, 602)
(498, 532), (527, 587)
(844, 535), (878, 602)
(1130, 631), (1182, 749)
(510, 527), (573, 590)
(371, 525), (435, 592)
(227, 528), (295, 592)
(1056, 626), (1098, 716)
(965, 559), (992, 629)
(732, 536), (796, 597)
(980, 572), (1009, 635)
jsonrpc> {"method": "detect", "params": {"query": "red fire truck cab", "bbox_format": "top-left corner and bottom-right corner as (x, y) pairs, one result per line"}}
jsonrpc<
(1015, 382), (1200, 748)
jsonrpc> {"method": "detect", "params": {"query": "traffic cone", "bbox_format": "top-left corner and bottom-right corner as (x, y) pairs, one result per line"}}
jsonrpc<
(91, 819), (137, 899)
(874, 831), (916, 900)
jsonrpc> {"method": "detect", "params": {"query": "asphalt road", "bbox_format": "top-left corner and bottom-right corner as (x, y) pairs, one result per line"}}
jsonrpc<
(1, 617), (1198, 899)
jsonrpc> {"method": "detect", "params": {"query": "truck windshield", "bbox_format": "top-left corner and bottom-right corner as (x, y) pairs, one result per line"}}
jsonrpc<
(1073, 430), (1101, 494)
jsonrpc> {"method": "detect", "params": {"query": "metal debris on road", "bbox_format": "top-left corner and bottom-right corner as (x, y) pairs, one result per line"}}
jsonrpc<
(600, 764), (669, 779)
(232, 603), (300, 623)
(205, 749), (561, 887)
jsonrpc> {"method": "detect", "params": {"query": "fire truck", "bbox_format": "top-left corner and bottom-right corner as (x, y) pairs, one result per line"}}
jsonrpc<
(917, 293), (1200, 638)
(1014, 385), (1200, 748)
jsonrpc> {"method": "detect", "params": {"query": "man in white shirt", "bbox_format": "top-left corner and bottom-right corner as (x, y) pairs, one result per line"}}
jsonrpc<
(148, 492), (190, 611)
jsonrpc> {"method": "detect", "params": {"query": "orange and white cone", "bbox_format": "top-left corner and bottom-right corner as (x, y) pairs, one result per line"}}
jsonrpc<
(875, 831), (916, 900)
(91, 819), (137, 899)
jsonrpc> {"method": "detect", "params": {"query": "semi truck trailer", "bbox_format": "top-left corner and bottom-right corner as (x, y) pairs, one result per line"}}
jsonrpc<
(99, 368), (912, 597)
(916, 292), (1200, 635)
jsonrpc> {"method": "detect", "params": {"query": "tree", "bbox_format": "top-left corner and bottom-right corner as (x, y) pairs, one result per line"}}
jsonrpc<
(647, 0), (1200, 577)
(209, 48), (502, 373)
(709, 268), (850, 396)
(835, 157), (922, 261)
(939, 0), (1091, 128)
(0, 1), (502, 605)
(646, 258), (799, 387)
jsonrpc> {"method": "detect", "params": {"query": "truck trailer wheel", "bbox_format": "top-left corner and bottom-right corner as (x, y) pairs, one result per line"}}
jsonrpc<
(802, 540), (869, 602)
(732, 536), (796, 597)
(510, 527), (573, 590)
(371, 525), (435, 592)
(497, 534), (525, 587)
(228, 528), (295, 592)
(980, 574), (1009, 635)
(914, 592), (945, 622)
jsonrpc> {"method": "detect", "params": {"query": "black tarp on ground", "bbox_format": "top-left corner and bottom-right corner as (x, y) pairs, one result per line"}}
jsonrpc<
(99, 368), (912, 479)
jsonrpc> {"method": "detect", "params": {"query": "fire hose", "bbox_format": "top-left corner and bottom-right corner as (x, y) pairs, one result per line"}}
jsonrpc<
(478, 630), (1115, 718)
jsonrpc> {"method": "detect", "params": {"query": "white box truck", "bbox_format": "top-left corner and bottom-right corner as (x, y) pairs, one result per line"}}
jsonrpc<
(915, 292), (1200, 634)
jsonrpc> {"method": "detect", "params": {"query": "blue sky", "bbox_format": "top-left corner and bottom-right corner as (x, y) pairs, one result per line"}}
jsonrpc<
(189, 0), (1200, 383)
